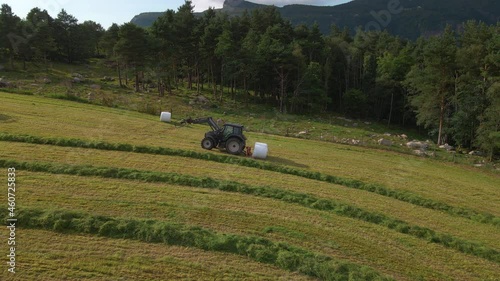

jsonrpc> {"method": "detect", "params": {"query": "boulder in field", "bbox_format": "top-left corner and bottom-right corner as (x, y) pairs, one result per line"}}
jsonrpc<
(87, 92), (95, 102)
(413, 150), (426, 156)
(407, 141), (428, 150)
(469, 150), (484, 156)
(0, 78), (14, 88)
(425, 151), (436, 157)
(378, 138), (392, 146)
(0, 78), (9, 88)
(439, 143), (454, 151)
(350, 139), (361, 145)
(101, 76), (115, 82)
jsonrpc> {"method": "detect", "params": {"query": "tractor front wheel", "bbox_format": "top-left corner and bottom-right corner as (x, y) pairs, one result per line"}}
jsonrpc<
(201, 137), (215, 150)
(225, 138), (243, 155)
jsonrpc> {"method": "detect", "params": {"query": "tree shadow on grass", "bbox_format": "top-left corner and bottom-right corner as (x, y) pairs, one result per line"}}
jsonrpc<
(266, 156), (309, 169)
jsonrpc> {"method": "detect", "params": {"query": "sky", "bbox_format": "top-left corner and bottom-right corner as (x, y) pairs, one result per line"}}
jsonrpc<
(1, 0), (350, 29)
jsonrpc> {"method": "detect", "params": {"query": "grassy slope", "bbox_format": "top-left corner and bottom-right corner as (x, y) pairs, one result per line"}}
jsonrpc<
(3, 229), (310, 281)
(1, 92), (499, 280)
(11, 172), (500, 280)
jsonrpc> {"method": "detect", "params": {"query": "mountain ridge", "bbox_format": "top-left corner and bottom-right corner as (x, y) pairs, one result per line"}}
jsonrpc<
(130, 0), (500, 39)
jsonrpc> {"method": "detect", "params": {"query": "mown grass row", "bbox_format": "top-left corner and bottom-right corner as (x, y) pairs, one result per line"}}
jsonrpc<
(1, 208), (391, 281)
(1, 132), (498, 227)
(1, 158), (498, 263)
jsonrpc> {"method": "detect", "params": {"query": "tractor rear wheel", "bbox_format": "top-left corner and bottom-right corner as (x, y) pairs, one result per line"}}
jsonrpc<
(225, 138), (243, 155)
(201, 137), (215, 150)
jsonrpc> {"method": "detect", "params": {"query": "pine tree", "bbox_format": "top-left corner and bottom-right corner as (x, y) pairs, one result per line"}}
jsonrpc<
(406, 26), (457, 144)
(114, 23), (150, 92)
(0, 4), (21, 68)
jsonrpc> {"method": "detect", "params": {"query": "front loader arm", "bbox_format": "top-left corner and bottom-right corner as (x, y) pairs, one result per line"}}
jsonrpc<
(181, 117), (221, 132)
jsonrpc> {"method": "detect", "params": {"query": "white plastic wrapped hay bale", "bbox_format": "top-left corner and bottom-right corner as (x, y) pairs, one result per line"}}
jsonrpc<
(252, 142), (268, 159)
(160, 112), (172, 123)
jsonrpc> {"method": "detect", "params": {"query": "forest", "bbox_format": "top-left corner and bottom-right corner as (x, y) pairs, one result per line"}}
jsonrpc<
(0, 1), (498, 158)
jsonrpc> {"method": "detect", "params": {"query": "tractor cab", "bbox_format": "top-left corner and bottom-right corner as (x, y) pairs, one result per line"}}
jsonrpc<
(222, 123), (245, 140)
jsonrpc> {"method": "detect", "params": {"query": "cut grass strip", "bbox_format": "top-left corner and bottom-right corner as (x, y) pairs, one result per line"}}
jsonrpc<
(1, 132), (498, 227)
(2, 208), (392, 281)
(15, 229), (313, 281)
(1, 158), (498, 263)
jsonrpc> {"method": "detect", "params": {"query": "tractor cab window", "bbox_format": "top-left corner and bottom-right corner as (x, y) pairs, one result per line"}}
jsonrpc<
(233, 127), (241, 135)
(223, 126), (234, 139)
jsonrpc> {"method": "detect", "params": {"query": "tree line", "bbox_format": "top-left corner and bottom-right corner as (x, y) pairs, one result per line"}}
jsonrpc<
(0, 2), (498, 158)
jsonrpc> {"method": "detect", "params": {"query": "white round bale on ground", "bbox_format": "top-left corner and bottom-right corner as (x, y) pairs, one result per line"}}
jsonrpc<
(160, 112), (172, 122)
(253, 142), (268, 159)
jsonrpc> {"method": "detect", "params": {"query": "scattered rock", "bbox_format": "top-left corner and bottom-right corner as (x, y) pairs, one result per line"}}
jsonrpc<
(378, 138), (393, 146)
(350, 139), (361, 145)
(297, 131), (308, 136)
(72, 73), (84, 78)
(337, 117), (352, 122)
(216, 118), (225, 126)
(197, 95), (209, 103)
(407, 141), (428, 150)
(42, 78), (52, 84)
(383, 133), (392, 137)
(364, 122), (372, 125)
(72, 77), (84, 83)
(353, 123), (358, 127)
(338, 138), (361, 145)
(101, 76), (115, 82)
(87, 92), (95, 102)
(469, 150), (484, 156)
(190, 95), (210, 105)
(439, 143), (454, 151)
(473, 164), (484, 167)
(425, 151), (436, 157)
(0, 78), (13, 88)
(400, 134), (408, 139)
(90, 84), (101, 90)
(413, 150), (426, 156)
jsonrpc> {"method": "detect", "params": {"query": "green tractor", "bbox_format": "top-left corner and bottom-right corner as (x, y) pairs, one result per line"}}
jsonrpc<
(182, 117), (247, 155)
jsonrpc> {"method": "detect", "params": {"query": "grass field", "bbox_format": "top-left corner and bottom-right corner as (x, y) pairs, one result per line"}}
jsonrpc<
(13, 229), (312, 281)
(1, 91), (499, 281)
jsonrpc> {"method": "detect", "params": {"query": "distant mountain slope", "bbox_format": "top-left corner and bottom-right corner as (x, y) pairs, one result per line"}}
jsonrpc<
(130, 0), (267, 28)
(131, 0), (500, 39)
(130, 12), (165, 27)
